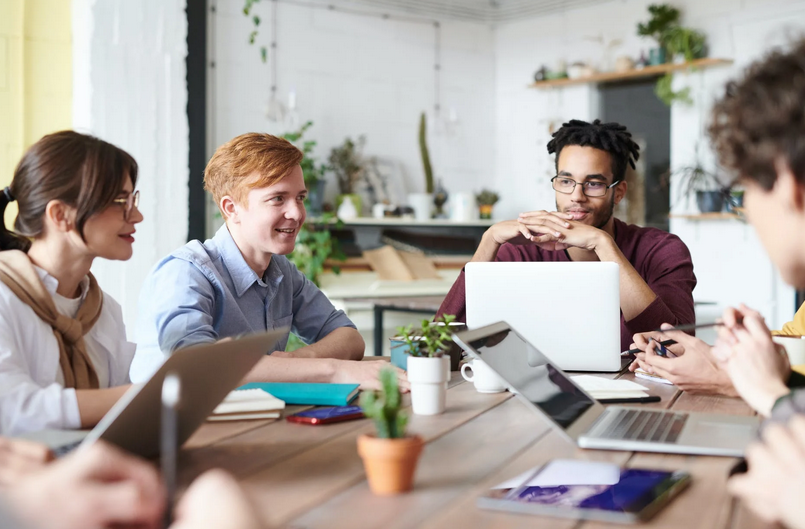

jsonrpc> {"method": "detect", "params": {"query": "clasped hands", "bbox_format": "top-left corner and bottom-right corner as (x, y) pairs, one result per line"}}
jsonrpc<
(488, 211), (606, 252)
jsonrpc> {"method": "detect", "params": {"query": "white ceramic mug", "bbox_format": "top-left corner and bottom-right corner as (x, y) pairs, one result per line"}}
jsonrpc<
(461, 359), (506, 393)
(773, 335), (805, 367)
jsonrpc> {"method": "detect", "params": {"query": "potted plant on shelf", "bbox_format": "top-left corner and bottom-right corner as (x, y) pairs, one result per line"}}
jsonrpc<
(636, 4), (680, 65)
(475, 189), (499, 220)
(398, 314), (456, 416)
(329, 136), (366, 219)
(409, 112), (435, 221)
(358, 367), (424, 495)
(673, 161), (726, 214)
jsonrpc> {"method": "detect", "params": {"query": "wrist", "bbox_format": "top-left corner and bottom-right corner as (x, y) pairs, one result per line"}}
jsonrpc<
(592, 231), (614, 253)
(758, 381), (791, 417)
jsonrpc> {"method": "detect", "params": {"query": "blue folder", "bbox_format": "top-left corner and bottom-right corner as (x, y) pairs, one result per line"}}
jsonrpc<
(238, 382), (360, 406)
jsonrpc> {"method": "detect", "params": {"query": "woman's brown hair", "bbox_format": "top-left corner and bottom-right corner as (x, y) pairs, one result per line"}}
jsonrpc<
(0, 131), (138, 252)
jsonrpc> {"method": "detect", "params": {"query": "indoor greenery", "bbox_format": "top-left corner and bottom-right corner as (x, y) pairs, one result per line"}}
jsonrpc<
(418, 112), (434, 194)
(282, 121), (327, 187)
(475, 189), (500, 206)
(636, 4), (708, 106)
(360, 367), (408, 439)
(397, 314), (457, 358)
(288, 212), (346, 287)
(329, 136), (366, 195)
(242, 0), (267, 63)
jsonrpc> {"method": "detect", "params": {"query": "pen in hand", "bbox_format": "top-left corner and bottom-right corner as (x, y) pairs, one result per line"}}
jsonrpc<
(622, 339), (676, 357)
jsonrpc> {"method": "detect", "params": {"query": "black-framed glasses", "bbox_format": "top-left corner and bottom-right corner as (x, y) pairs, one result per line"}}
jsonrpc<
(112, 190), (140, 221)
(551, 176), (621, 197)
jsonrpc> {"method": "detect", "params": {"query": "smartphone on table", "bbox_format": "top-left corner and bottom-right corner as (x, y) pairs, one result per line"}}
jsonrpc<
(286, 405), (365, 425)
(478, 459), (690, 523)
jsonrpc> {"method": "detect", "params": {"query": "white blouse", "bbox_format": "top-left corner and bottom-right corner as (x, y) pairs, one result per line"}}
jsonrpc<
(0, 267), (135, 435)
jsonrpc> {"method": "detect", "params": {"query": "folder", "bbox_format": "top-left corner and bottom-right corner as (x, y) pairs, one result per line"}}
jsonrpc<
(238, 382), (360, 406)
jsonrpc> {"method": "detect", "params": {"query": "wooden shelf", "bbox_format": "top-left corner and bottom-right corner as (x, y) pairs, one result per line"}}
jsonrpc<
(669, 212), (743, 220)
(530, 58), (733, 89)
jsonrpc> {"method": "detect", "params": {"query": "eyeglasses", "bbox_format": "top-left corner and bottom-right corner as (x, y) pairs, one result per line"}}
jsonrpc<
(551, 176), (621, 197)
(112, 190), (140, 221)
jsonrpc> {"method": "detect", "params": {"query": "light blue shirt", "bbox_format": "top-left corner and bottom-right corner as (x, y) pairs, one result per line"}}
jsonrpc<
(130, 224), (355, 382)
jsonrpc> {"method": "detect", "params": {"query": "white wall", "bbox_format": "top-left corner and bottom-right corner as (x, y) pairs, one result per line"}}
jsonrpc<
(72, 0), (190, 338)
(494, 0), (805, 329)
(209, 0), (496, 217)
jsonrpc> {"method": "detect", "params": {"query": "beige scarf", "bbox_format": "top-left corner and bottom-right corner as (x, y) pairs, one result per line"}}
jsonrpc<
(0, 250), (103, 389)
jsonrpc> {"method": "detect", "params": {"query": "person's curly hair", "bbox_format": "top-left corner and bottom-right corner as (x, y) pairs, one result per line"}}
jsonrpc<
(547, 119), (640, 182)
(709, 39), (805, 190)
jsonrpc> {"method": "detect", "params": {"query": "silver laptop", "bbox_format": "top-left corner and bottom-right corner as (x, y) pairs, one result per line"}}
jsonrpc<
(21, 330), (284, 458)
(453, 322), (759, 457)
(465, 262), (621, 372)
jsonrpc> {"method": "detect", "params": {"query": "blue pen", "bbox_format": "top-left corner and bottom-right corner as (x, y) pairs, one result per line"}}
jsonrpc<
(649, 337), (670, 357)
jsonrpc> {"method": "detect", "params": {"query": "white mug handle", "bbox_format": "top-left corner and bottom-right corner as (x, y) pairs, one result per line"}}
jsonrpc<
(461, 362), (474, 382)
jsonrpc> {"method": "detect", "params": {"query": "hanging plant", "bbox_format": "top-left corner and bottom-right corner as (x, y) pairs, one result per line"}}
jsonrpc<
(243, 0), (268, 63)
(655, 73), (692, 106)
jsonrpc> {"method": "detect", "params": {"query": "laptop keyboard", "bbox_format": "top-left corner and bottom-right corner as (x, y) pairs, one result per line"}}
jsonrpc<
(597, 409), (688, 444)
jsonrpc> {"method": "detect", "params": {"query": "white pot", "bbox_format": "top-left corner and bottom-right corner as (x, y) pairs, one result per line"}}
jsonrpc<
(407, 356), (449, 415)
(408, 193), (433, 221)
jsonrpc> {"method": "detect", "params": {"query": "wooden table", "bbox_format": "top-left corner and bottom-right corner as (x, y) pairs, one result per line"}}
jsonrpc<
(180, 369), (770, 528)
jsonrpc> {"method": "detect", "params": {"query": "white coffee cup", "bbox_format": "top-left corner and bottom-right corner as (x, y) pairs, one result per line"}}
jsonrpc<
(461, 359), (506, 393)
(772, 335), (805, 366)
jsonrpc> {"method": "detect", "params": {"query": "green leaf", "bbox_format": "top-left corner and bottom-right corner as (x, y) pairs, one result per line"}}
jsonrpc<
(252, 15), (261, 26)
(260, 46), (267, 63)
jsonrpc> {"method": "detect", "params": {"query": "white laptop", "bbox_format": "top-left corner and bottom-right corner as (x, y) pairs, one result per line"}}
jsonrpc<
(453, 322), (759, 457)
(466, 261), (621, 372)
(20, 330), (285, 458)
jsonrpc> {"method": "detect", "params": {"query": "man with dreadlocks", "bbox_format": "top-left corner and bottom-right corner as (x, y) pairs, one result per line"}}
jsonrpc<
(437, 119), (697, 353)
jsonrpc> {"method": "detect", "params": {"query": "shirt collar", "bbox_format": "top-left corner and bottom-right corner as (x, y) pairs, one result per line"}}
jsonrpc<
(214, 224), (271, 298)
(33, 266), (90, 303)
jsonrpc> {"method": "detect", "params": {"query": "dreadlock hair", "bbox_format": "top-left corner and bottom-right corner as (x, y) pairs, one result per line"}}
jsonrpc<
(547, 119), (640, 182)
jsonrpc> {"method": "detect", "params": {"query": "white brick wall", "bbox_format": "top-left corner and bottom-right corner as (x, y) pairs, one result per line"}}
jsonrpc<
(73, 0), (189, 338)
(210, 0), (496, 211)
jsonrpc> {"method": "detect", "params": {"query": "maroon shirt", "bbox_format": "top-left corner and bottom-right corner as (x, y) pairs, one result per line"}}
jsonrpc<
(436, 218), (697, 351)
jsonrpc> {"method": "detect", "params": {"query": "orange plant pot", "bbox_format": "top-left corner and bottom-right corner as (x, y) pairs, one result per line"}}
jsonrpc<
(357, 434), (424, 495)
(479, 204), (494, 219)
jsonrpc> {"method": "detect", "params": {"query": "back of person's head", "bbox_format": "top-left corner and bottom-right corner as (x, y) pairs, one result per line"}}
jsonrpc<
(0, 131), (138, 253)
(547, 119), (640, 182)
(204, 133), (303, 218)
(709, 39), (805, 189)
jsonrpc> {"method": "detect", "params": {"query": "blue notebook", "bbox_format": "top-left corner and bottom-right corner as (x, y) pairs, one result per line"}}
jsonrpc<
(237, 382), (360, 406)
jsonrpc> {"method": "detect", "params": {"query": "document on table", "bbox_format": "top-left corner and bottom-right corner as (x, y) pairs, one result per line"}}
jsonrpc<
(208, 389), (286, 421)
(570, 375), (651, 399)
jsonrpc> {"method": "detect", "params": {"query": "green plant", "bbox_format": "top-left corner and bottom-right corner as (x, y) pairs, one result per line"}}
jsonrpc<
(418, 112), (434, 194)
(360, 367), (408, 439)
(636, 4), (680, 49)
(329, 136), (366, 195)
(655, 73), (692, 106)
(242, 0), (267, 63)
(282, 121), (328, 186)
(288, 212), (346, 287)
(397, 314), (456, 358)
(475, 189), (500, 206)
(664, 26), (707, 62)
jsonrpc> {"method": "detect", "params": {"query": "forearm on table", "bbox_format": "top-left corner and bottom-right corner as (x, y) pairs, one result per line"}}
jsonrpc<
(279, 328), (365, 360)
(244, 356), (338, 384)
(75, 385), (132, 428)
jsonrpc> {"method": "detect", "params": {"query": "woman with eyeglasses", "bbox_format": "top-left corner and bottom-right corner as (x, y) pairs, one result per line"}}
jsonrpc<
(0, 131), (142, 435)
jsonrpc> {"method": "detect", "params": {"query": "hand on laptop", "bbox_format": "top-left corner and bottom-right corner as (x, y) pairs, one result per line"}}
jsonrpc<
(729, 415), (805, 529)
(628, 325), (736, 395)
(712, 305), (790, 416)
(170, 469), (264, 529)
(0, 437), (53, 488)
(5, 441), (165, 529)
(331, 361), (410, 393)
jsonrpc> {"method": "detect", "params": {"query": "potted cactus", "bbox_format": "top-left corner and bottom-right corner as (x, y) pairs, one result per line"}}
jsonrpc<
(357, 367), (424, 495)
(398, 314), (455, 415)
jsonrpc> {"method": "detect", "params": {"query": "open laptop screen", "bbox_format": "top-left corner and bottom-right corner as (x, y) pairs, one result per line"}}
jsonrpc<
(464, 327), (594, 428)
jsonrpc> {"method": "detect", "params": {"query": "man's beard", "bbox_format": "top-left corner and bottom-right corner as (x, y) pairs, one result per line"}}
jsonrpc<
(556, 193), (616, 230)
